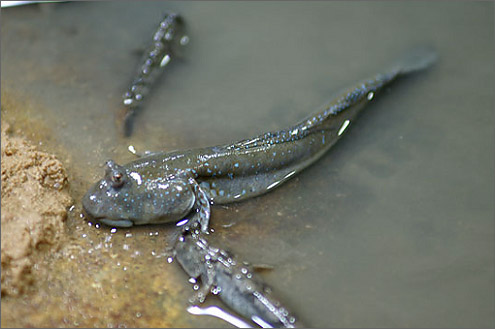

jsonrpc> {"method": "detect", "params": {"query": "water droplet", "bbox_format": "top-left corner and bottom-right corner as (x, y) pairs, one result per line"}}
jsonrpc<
(180, 35), (190, 46)
(211, 286), (222, 295)
(128, 145), (137, 154)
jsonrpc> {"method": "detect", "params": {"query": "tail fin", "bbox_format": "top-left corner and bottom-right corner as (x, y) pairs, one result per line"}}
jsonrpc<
(392, 46), (438, 75)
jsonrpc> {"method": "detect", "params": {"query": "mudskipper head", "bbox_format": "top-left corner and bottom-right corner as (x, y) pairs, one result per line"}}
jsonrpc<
(82, 160), (195, 227)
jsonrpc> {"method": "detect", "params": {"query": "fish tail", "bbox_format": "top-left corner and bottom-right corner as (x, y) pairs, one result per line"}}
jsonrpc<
(302, 47), (437, 136)
(392, 46), (438, 75)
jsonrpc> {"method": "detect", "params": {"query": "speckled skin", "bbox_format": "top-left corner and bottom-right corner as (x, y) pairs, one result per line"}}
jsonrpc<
(121, 13), (188, 136)
(174, 232), (302, 328)
(83, 47), (436, 230)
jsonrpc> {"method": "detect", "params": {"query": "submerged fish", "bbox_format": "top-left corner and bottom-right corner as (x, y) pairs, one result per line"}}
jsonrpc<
(174, 231), (302, 328)
(83, 47), (437, 229)
(120, 12), (189, 137)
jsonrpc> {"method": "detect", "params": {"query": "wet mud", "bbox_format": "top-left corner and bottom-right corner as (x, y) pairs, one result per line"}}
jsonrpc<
(1, 122), (71, 296)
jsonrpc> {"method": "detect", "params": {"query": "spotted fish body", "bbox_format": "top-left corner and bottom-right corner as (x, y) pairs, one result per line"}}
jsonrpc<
(174, 232), (302, 328)
(83, 47), (436, 229)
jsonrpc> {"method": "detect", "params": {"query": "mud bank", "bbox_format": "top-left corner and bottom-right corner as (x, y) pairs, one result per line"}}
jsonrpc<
(1, 122), (72, 296)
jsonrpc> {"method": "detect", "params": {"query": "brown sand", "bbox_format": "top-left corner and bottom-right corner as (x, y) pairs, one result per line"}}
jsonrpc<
(1, 122), (72, 296)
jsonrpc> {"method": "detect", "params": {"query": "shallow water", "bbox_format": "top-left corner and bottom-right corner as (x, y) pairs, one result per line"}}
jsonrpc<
(1, 1), (494, 327)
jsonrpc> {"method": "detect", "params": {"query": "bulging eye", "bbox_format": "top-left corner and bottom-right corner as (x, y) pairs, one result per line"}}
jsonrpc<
(104, 160), (126, 188)
(111, 172), (124, 188)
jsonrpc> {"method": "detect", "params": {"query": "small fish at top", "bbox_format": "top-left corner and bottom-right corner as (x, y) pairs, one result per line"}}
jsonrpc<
(83, 46), (437, 231)
(119, 12), (189, 137)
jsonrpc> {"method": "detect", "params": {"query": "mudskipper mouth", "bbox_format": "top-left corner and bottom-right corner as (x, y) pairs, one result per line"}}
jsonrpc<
(98, 218), (134, 228)
(81, 204), (134, 228)
(86, 215), (134, 228)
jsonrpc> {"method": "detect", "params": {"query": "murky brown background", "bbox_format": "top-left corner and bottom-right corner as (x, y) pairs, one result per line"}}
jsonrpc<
(1, 1), (493, 327)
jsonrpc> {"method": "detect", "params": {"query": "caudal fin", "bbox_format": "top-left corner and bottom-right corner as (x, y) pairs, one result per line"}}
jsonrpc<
(392, 46), (438, 75)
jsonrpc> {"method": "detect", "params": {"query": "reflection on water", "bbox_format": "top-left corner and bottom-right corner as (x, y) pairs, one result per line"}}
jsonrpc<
(187, 305), (253, 328)
(1, 1), (494, 328)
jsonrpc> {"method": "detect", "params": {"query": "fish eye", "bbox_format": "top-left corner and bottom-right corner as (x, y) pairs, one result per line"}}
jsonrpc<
(104, 160), (126, 188)
(111, 172), (124, 188)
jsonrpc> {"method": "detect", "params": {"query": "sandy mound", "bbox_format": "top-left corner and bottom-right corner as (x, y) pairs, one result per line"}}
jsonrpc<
(1, 123), (72, 296)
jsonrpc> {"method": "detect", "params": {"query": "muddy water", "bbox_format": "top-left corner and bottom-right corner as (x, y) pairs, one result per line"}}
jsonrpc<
(1, 1), (493, 327)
